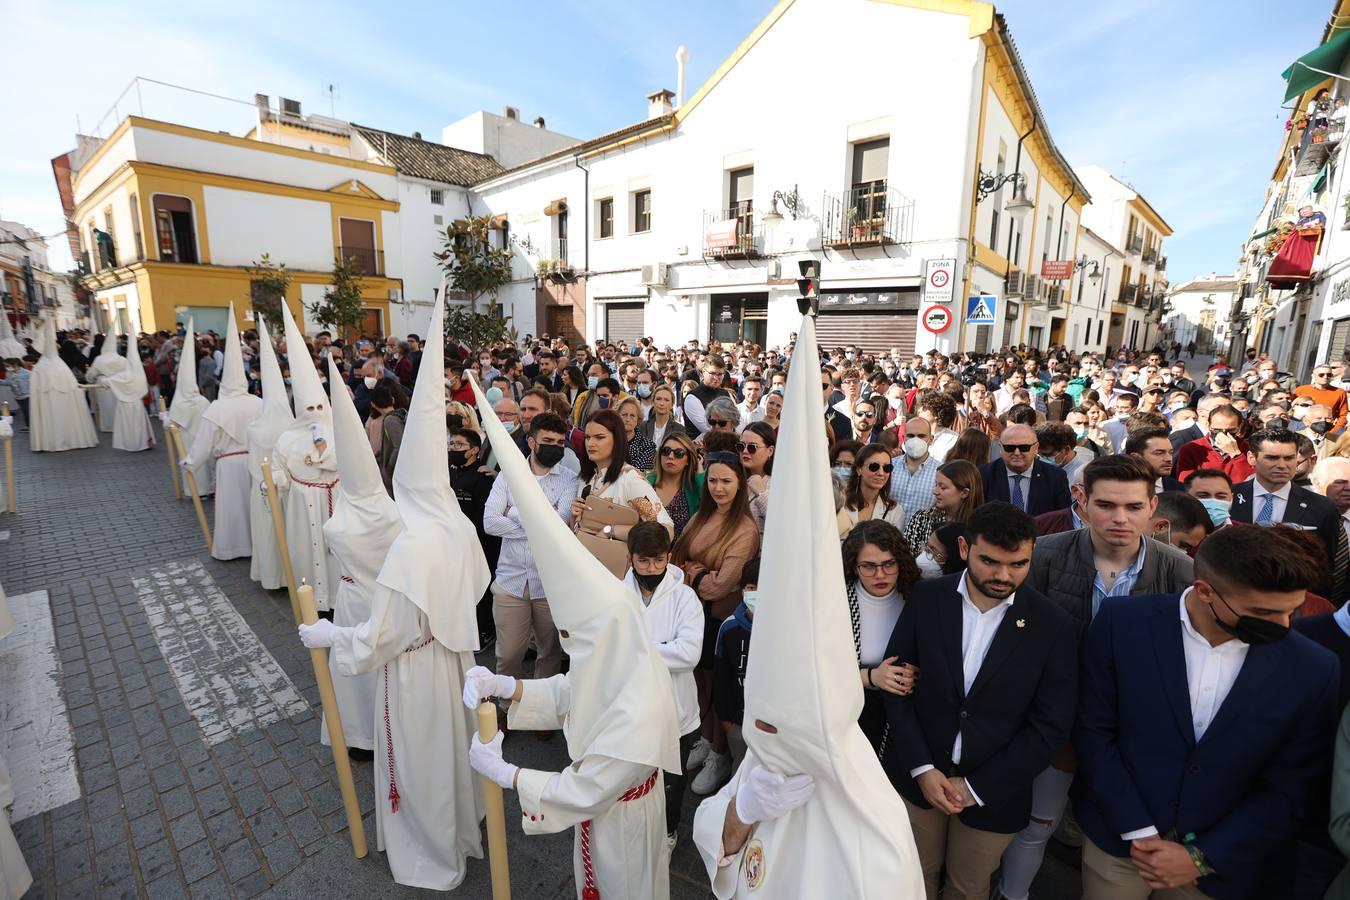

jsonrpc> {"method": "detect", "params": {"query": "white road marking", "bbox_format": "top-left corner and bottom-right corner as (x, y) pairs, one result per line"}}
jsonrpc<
(134, 561), (307, 746)
(0, 590), (81, 822)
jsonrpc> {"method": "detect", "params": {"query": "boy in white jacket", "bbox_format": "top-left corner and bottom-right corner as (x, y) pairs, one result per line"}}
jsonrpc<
(623, 522), (705, 848)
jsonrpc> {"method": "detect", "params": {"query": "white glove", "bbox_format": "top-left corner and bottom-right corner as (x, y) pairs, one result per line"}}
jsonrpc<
(298, 619), (336, 649)
(734, 766), (816, 825)
(158, 411), (171, 426)
(462, 665), (517, 708)
(0, 416), (11, 427)
(469, 732), (518, 790)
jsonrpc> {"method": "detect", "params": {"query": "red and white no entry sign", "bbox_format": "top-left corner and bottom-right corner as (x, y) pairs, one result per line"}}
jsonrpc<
(921, 305), (952, 333)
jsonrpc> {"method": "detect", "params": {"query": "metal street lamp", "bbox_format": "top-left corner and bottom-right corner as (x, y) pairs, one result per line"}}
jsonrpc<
(760, 185), (803, 227)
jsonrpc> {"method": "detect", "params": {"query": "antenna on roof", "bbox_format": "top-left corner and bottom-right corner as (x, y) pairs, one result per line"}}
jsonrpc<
(322, 81), (340, 118)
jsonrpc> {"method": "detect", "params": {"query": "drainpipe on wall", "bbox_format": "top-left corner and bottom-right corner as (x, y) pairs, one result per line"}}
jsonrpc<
(1003, 113), (1038, 344)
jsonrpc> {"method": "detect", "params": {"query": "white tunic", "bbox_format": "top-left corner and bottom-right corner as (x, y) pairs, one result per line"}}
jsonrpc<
(0, 752), (33, 900)
(106, 392), (153, 452)
(186, 421), (253, 560)
(510, 676), (669, 900)
(320, 576), (375, 751)
(171, 396), (214, 496)
(83, 357), (120, 433)
(270, 429), (342, 611)
(28, 374), (97, 452)
(329, 585), (484, 891)
(247, 482), (286, 590)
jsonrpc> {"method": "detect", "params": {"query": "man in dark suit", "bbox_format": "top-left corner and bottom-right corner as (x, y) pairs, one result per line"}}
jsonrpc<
(1231, 426), (1341, 596)
(885, 502), (1078, 900)
(980, 423), (1072, 516)
(1075, 525), (1339, 899)
(822, 372), (854, 441)
(1126, 426), (1185, 492)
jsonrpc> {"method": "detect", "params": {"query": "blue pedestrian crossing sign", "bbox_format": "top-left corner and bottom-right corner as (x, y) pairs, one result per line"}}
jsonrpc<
(966, 294), (997, 324)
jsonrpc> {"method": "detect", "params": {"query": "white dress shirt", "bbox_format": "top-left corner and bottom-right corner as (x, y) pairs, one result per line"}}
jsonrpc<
(909, 573), (1015, 806)
(1251, 479), (1292, 524)
(1122, 589), (1250, 841)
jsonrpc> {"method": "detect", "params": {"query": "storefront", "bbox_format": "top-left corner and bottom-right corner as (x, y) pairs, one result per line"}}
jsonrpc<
(710, 293), (768, 346)
(601, 298), (647, 345)
(814, 288), (921, 354)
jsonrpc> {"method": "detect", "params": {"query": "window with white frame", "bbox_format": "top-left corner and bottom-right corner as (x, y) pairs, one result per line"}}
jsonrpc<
(632, 190), (652, 233)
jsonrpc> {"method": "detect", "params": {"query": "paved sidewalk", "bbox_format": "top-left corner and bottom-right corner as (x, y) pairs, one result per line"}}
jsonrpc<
(1, 425), (1081, 898)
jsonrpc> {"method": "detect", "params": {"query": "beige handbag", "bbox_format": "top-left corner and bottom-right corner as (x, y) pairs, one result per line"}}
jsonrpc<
(574, 494), (640, 577)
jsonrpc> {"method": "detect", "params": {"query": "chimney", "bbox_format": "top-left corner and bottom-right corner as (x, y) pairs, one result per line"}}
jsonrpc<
(533, 116), (546, 129)
(412, 131), (422, 139)
(675, 46), (689, 108)
(254, 93), (270, 111)
(503, 106), (520, 121)
(647, 89), (675, 118)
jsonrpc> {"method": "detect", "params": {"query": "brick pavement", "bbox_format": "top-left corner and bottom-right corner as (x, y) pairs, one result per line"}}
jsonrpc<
(1, 425), (1080, 899)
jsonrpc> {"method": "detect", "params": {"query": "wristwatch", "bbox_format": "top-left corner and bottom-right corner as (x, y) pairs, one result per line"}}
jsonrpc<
(602, 524), (614, 539)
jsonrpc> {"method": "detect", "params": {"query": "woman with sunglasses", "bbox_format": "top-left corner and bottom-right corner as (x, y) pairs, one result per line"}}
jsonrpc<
(837, 444), (905, 535)
(672, 451), (760, 796)
(841, 520), (922, 755)
(614, 394), (657, 472)
(647, 432), (703, 539)
(738, 421), (776, 533)
(903, 459), (983, 578)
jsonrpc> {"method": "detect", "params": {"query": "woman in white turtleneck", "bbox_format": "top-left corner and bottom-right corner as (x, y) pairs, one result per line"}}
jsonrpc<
(841, 519), (921, 756)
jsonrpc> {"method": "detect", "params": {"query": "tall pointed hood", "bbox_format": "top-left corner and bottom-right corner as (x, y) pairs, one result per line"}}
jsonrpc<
(0, 310), (24, 359)
(95, 326), (122, 364)
(31, 320), (80, 396)
(169, 318), (208, 426)
(322, 354), (401, 586)
(375, 296), (489, 651)
(217, 302), (248, 399)
(473, 380), (681, 775)
(245, 319), (294, 477)
(280, 303), (332, 433)
(106, 321), (149, 404)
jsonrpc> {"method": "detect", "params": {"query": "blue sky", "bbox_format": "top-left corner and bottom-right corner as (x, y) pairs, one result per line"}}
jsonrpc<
(0, 0), (1336, 285)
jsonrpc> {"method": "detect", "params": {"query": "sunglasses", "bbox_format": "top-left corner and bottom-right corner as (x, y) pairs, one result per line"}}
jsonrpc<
(1003, 443), (1036, 454)
(856, 410), (876, 419)
(735, 442), (764, 453)
(659, 447), (689, 459)
(863, 461), (894, 473)
(708, 419), (732, 428)
(1316, 372), (1332, 378)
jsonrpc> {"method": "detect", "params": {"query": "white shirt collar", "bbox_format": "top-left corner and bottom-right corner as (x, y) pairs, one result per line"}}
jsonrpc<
(956, 571), (1016, 611)
(1253, 480), (1292, 502)
(1178, 586), (1247, 649)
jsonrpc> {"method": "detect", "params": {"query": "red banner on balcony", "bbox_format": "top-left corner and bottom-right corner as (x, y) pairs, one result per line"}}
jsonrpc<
(1041, 260), (1075, 280)
(706, 218), (739, 250)
(1267, 225), (1323, 289)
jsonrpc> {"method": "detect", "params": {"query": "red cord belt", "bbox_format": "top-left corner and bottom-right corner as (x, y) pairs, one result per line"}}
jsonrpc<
(580, 769), (660, 900)
(292, 475), (340, 517)
(215, 450), (247, 459)
(381, 636), (436, 813)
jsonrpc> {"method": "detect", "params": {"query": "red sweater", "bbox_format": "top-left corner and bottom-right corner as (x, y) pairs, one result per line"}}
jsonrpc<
(1175, 435), (1254, 483)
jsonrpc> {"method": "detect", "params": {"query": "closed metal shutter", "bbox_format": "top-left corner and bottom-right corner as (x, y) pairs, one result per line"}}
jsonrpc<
(1328, 317), (1350, 363)
(815, 310), (917, 356)
(974, 324), (991, 355)
(604, 302), (646, 344)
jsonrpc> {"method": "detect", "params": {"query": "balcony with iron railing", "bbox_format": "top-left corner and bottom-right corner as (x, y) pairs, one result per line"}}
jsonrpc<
(1142, 247), (1157, 264)
(703, 202), (763, 260)
(1128, 235), (1143, 254)
(1120, 282), (1138, 305)
(538, 239), (577, 280)
(337, 246), (384, 277)
(1156, 254), (1167, 272)
(823, 183), (914, 249)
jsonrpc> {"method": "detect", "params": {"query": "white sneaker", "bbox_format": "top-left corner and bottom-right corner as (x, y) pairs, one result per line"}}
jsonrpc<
(691, 750), (731, 796)
(686, 736), (712, 771)
(666, 832), (678, 851)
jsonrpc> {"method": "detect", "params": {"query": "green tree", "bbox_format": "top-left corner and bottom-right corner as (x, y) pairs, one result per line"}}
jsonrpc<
(308, 254), (367, 335)
(248, 253), (292, 335)
(434, 216), (516, 353)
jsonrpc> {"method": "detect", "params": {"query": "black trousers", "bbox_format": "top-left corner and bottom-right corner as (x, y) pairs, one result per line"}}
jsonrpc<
(665, 730), (700, 835)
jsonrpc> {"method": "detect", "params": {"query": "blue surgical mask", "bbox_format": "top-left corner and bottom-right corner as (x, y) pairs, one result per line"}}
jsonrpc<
(1037, 454), (1058, 468)
(636, 383), (652, 399)
(587, 376), (599, 390)
(831, 466), (852, 481)
(1199, 497), (1232, 527)
(742, 590), (758, 613)
(503, 421), (518, 434)
(1073, 426), (1088, 440)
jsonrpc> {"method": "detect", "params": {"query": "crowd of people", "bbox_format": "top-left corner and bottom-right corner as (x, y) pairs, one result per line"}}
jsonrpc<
(13, 303), (1350, 900)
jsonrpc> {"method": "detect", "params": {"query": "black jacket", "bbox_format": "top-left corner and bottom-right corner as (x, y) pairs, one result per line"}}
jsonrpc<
(1230, 481), (1341, 595)
(980, 458), (1072, 517)
(884, 574), (1078, 834)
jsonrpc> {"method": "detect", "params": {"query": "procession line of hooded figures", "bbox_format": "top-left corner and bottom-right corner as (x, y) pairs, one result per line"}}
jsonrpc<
(24, 294), (927, 898)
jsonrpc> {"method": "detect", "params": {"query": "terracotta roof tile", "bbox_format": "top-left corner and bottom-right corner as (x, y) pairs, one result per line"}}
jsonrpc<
(352, 125), (506, 186)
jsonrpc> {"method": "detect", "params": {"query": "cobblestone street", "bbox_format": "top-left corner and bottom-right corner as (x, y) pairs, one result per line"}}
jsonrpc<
(1, 426), (1080, 898)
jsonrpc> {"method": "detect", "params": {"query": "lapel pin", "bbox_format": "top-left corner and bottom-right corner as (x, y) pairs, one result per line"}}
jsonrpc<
(1016, 618), (1026, 628)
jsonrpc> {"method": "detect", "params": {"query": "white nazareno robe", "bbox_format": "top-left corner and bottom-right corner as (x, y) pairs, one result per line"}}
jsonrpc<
(0, 751), (32, 900)
(84, 353), (121, 432)
(510, 675), (669, 900)
(319, 575), (375, 751)
(270, 428), (341, 611)
(329, 584), (484, 890)
(186, 421), (252, 560)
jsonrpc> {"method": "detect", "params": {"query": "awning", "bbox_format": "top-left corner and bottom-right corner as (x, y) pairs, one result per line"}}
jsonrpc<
(1282, 28), (1350, 101)
(543, 198), (568, 216)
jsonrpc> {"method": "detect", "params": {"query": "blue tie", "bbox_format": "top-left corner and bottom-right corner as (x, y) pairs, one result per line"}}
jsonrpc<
(1011, 475), (1026, 511)
(1256, 492), (1275, 526)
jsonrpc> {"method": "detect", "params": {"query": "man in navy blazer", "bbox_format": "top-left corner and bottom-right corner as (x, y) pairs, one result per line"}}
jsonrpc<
(980, 423), (1073, 517)
(884, 502), (1078, 900)
(1075, 525), (1339, 899)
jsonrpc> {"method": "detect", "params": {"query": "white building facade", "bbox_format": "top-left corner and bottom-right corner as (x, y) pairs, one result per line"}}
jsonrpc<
(0, 221), (85, 331)
(1166, 275), (1237, 357)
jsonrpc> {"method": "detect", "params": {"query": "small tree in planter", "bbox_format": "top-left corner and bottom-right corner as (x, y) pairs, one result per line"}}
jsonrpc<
(248, 253), (292, 335)
(308, 254), (367, 338)
(435, 215), (516, 355)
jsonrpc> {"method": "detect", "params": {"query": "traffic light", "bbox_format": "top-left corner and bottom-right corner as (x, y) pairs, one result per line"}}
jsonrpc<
(797, 259), (820, 316)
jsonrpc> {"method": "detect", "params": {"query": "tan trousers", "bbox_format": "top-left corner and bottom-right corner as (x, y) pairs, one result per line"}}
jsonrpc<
(491, 581), (562, 684)
(1082, 837), (1212, 900)
(903, 797), (1015, 900)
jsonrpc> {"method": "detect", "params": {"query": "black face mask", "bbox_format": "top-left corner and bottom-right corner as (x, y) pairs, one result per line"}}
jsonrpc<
(1311, 421), (1334, 435)
(634, 570), (666, 592)
(1210, 587), (1289, 646)
(447, 414), (464, 430)
(534, 444), (565, 468)
(448, 449), (469, 468)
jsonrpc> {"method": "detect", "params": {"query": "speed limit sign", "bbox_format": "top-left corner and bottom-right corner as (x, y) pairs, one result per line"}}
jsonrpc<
(921, 305), (953, 334)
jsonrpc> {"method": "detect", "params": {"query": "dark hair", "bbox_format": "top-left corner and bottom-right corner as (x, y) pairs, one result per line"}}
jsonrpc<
(596, 377), (621, 394)
(937, 460), (983, 523)
(845, 445), (898, 513)
(918, 391), (958, 428)
(580, 409), (628, 484)
(1154, 492), (1213, 536)
(1195, 525), (1325, 593)
(1207, 403), (1241, 424)
(627, 520), (673, 557)
(1249, 426), (1299, 455)
(1183, 467), (1232, 489)
(1005, 403), (1038, 426)
(1083, 455), (1156, 496)
(830, 439), (862, 465)
(1115, 392), (1139, 407)
(451, 428), (482, 449)
(1124, 411), (1167, 434)
(521, 387), (551, 408)
(964, 501), (1037, 552)
(841, 520), (921, 593)
(1036, 422), (1076, 455)
(740, 557), (761, 589)
(562, 365), (586, 390)
(673, 455), (754, 571)
(530, 412), (567, 438)
(703, 429), (740, 454)
(370, 386), (393, 409)
(1124, 425), (1170, 456)
(947, 428), (992, 468)
(741, 421), (776, 475)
